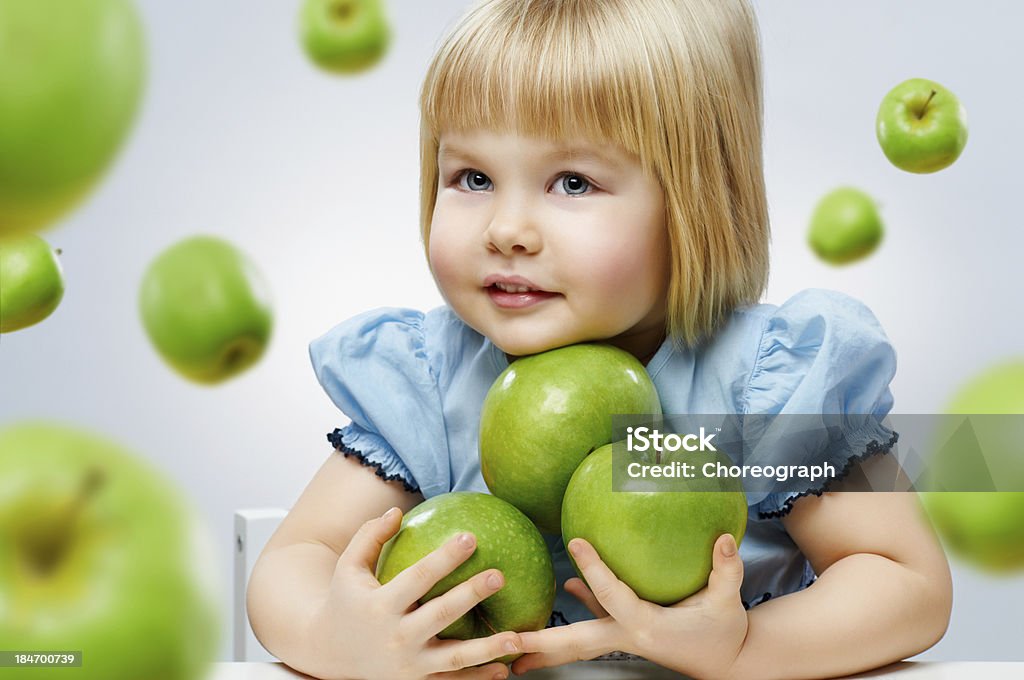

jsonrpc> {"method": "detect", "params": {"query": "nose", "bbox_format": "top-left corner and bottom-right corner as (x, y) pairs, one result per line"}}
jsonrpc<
(484, 198), (542, 256)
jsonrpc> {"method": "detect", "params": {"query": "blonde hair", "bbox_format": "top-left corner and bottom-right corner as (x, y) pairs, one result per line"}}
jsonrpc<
(419, 0), (770, 348)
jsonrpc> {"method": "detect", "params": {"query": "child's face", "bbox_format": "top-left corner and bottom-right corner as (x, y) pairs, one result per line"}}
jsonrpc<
(429, 128), (670, 361)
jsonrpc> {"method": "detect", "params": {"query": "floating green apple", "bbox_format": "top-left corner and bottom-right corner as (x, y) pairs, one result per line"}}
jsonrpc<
(0, 422), (221, 680)
(0, 234), (65, 333)
(376, 492), (554, 661)
(300, 0), (390, 75)
(876, 78), (968, 174)
(561, 443), (747, 604)
(0, 0), (146, 235)
(139, 235), (273, 385)
(921, 361), (1024, 572)
(807, 187), (884, 265)
(480, 344), (663, 533)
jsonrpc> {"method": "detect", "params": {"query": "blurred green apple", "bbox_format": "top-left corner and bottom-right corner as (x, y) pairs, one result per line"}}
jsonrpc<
(561, 443), (747, 604)
(0, 0), (145, 235)
(876, 78), (968, 174)
(808, 187), (884, 265)
(0, 234), (65, 333)
(921, 361), (1024, 572)
(300, 0), (390, 74)
(480, 344), (663, 533)
(139, 235), (273, 385)
(376, 492), (554, 662)
(0, 422), (221, 680)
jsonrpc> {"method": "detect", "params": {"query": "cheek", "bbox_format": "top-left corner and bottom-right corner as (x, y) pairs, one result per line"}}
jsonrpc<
(569, 226), (669, 304)
(427, 207), (478, 302)
(427, 231), (455, 291)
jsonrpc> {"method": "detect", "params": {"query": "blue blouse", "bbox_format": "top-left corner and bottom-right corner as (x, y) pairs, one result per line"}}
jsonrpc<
(309, 288), (897, 624)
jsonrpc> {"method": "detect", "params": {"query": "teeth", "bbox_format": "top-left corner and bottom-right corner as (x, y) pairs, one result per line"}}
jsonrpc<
(494, 282), (535, 293)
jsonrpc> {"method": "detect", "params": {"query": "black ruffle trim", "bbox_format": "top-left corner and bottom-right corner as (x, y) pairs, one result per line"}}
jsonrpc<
(757, 431), (900, 520)
(593, 651), (645, 662)
(742, 592), (773, 610)
(327, 429), (420, 494)
(546, 610), (570, 628)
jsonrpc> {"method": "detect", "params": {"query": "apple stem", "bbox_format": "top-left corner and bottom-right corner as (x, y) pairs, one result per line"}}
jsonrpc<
(28, 468), (106, 575)
(918, 90), (937, 119)
(478, 612), (499, 636)
(68, 467), (106, 518)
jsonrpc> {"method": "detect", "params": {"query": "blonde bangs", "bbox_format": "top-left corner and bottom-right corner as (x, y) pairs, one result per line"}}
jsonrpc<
(421, 0), (652, 162)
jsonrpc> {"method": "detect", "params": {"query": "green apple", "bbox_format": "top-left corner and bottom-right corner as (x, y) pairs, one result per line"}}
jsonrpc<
(139, 235), (273, 385)
(0, 422), (221, 680)
(0, 0), (145, 235)
(921, 361), (1024, 572)
(876, 78), (968, 174)
(300, 0), (390, 75)
(807, 187), (884, 265)
(480, 344), (663, 533)
(561, 443), (747, 605)
(376, 492), (554, 661)
(0, 234), (65, 333)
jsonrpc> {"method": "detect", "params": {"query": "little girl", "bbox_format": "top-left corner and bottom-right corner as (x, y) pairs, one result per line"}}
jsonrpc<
(247, 1), (952, 678)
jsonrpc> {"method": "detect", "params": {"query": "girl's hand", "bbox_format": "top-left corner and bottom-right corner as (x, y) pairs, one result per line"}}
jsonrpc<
(309, 507), (522, 680)
(510, 534), (748, 680)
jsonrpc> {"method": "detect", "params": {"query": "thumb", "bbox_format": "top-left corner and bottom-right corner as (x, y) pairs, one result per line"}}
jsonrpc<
(706, 533), (744, 606)
(337, 507), (403, 574)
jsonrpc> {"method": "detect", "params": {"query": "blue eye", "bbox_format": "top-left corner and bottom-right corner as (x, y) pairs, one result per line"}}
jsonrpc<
(458, 170), (492, 191)
(556, 174), (591, 195)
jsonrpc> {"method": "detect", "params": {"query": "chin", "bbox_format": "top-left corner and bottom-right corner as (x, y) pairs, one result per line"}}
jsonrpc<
(488, 331), (580, 359)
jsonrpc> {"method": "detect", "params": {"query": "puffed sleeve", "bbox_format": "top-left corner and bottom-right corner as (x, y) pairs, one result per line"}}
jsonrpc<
(309, 308), (450, 498)
(741, 289), (898, 519)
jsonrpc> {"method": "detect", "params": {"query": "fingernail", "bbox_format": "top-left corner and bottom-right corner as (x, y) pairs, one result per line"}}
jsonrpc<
(487, 572), (503, 589)
(722, 535), (736, 557)
(382, 507), (398, 519)
(568, 539), (581, 557)
(458, 532), (475, 549)
(493, 671), (508, 680)
(504, 639), (519, 654)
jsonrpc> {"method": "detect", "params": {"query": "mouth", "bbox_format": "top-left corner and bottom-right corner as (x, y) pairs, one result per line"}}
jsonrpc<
(483, 277), (561, 309)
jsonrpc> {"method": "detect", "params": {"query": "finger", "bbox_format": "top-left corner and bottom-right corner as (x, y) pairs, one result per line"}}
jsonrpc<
(425, 661), (510, 680)
(564, 577), (609, 619)
(707, 533), (744, 606)
(381, 532), (478, 613)
(423, 631), (521, 675)
(406, 568), (506, 639)
(510, 620), (614, 674)
(336, 507), (403, 574)
(566, 538), (640, 621)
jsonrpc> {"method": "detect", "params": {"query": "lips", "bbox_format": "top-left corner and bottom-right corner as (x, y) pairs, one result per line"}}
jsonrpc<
(483, 274), (560, 309)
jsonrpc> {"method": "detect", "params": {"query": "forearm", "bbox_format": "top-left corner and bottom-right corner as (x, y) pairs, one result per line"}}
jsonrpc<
(246, 542), (340, 679)
(727, 553), (950, 680)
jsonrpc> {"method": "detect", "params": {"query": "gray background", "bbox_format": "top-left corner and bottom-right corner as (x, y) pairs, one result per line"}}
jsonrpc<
(2, 0), (1022, 664)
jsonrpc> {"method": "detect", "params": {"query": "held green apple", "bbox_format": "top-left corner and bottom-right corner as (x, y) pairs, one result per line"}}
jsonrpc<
(876, 78), (968, 174)
(921, 361), (1024, 572)
(139, 235), (273, 385)
(480, 344), (663, 533)
(807, 187), (884, 265)
(0, 422), (222, 680)
(376, 492), (554, 661)
(0, 234), (65, 333)
(562, 443), (747, 605)
(0, 0), (146, 235)
(300, 0), (391, 74)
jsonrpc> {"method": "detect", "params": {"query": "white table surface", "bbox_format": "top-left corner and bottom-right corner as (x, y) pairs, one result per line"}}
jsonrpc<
(212, 661), (1024, 679)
